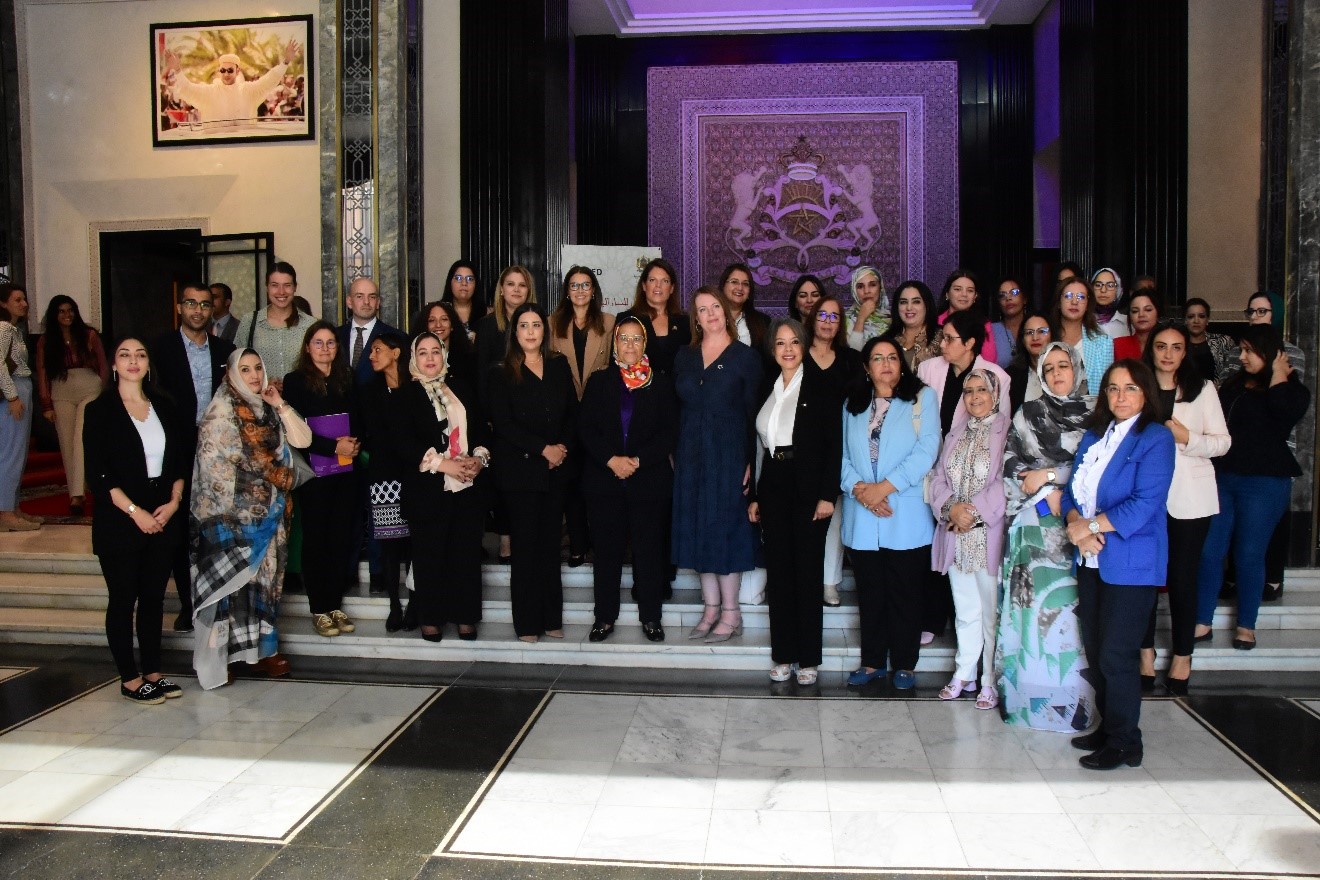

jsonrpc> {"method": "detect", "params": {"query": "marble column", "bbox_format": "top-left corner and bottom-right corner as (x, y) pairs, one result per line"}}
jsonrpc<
(1287, 0), (1320, 562)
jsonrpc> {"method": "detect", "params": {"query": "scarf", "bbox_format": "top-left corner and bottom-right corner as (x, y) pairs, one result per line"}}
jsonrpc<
(222, 348), (279, 428)
(1091, 266), (1124, 326)
(614, 321), (652, 390)
(945, 369), (1007, 572)
(409, 335), (473, 492)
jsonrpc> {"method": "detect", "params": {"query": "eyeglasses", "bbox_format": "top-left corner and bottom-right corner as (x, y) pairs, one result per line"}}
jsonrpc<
(1244, 307), (1272, 318)
(940, 333), (963, 344)
(1094, 281), (1119, 290)
(309, 339), (337, 349)
(616, 335), (644, 345)
(998, 288), (1022, 299)
(962, 385), (990, 397)
(1023, 327), (1050, 338)
(869, 353), (899, 364)
(1104, 383), (1142, 396)
(816, 313), (841, 324)
(569, 282), (594, 292)
(452, 274), (475, 283)
(1063, 292), (1088, 302)
(217, 67), (236, 74)
(180, 299), (213, 311)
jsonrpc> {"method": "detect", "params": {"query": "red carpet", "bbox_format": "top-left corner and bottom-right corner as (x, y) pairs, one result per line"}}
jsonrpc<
(16, 449), (94, 522)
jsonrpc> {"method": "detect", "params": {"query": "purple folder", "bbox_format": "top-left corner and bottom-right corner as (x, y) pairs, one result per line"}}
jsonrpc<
(305, 412), (353, 476)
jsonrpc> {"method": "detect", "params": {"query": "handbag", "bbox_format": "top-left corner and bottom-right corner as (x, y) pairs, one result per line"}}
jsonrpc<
(290, 449), (318, 488)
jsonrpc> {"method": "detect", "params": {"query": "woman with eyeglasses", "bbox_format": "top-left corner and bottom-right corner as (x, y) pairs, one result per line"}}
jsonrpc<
(37, 295), (109, 515)
(1090, 268), (1128, 340)
(936, 269), (998, 365)
(880, 280), (941, 370)
(617, 258), (690, 376)
(579, 316), (678, 643)
(841, 337), (940, 689)
(1183, 298), (1235, 384)
(787, 274), (827, 323)
(1195, 323), (1308, 652)
(720, 263), (772, 363)
(1140, 321), (1230, 694)
(440, 260), (487, 343)
(550, 267), (616, 568)
(999, 342), (1097, 730)
(845, 266), (890, 351)
(806, 294), (861, 607)
(1050, 276), (1114, 395)
(282, 321), (362, 639)
(1112, 289), (1162, 361)
(1007, 315), (1056, 414)
(1063, 359), (1174, 770)
(990, 277), (1030, 369)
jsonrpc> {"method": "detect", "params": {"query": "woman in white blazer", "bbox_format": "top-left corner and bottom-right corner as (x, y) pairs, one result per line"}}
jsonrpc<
(1140, 322), (1230, 694)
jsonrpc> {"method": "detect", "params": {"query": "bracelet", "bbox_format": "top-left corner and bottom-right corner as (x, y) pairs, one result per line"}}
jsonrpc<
(126, 503), (137, 514)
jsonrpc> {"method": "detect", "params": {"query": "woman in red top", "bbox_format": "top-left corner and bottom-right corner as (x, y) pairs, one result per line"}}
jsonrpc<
(36, 295), (109, 514)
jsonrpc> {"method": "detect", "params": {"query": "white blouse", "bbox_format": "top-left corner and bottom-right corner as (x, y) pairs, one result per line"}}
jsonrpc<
(756, 367), (803, 454)
(1071, 414), (1138, 568)
(131, 404), (167, 479)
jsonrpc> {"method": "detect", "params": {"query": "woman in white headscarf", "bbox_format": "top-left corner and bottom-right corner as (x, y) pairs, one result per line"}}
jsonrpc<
(844, 265), (890, 350)
(191, 348), (311, 689)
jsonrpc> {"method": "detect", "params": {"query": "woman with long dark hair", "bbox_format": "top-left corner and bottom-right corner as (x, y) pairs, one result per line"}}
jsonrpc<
(84, 337), (186, 703)
(1195, 324), (1308, 652)
(363, 331), (415, 632)
(282, 320), (362, 638)
(416, 300), (477, 387)
(990, 277), (1031, 369)
(550, 266), (615, 567)
(37, 295), (108, 514)
(1182, 298), (1235, 384)
(841, 337), (940, 689)
(618, 258), (689, 376)
(937, 269), (998, 365)
(787, 274), (826, 323)
(881, 280), (940, 370)
(1050, 276), (1114, 395)
(1063, 359), (1174, 769)
(0, 285), (40, 531)
(1140, 321), (1229, 693)
(488, 302), (577, 642)
(1006, 315), (1055, 415)
(1112, 289), (1162, 361)
(440, 259), (487, 342)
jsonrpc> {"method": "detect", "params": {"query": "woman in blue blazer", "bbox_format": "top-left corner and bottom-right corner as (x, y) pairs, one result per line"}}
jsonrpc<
(1061, 358), (1174, 770)
(840, 337), (941, 689)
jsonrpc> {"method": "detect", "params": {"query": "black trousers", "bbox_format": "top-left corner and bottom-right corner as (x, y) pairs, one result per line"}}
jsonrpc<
(586, 492), (667, 624)
(170, 451), (196, 621)
(410, 498), (484, 627)
(506, 486), (566, 636)
(297, 473), (358, 615)
(99, 482), (177, 681)
(921, 570), (954, 636)
(1143, 515), (1210, 656)
(850, 545), (928, 672)
(563, 461), (592, 558)
(758, 457), (827, 668)
(1077, 568), (1156, 751)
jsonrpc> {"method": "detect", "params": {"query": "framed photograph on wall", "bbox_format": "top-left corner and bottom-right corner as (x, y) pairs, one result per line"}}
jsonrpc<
(151, 14), (314, 147)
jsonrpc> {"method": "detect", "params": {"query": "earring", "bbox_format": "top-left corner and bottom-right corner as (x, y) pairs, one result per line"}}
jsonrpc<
(112, 368), (118, 380)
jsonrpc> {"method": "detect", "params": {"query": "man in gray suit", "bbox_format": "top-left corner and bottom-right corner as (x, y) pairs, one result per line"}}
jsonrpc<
(209, 282), (239, 342)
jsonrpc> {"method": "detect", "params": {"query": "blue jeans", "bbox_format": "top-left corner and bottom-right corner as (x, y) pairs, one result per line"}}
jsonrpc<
(1196, 473), (1292, 630)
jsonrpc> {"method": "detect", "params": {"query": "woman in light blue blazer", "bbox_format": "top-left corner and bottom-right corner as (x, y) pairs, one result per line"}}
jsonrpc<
(1062, 358), (1174, 771)
(841, 337), (941, 689)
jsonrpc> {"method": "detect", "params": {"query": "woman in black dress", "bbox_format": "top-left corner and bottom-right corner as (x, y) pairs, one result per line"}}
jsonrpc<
(363, 331), (414, 632)
(488, 303), (577, 642)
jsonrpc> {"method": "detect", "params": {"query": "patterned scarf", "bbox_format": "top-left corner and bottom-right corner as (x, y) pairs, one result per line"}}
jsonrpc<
(614, 321), (652, 390)
(409, 334), (472, 492)
(946, 369), (1006, 572)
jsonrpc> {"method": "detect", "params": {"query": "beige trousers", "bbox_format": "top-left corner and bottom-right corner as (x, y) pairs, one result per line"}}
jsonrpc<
(50, 367), (103, 498)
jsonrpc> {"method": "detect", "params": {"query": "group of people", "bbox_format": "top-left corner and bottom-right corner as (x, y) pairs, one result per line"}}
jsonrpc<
(0, 259), (1309, 769)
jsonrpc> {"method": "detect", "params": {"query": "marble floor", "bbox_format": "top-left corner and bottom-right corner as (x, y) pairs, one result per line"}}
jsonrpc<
(444, 693), (1320, 873)
(0, 666), (28, 684)
(0, 677), (436, 839)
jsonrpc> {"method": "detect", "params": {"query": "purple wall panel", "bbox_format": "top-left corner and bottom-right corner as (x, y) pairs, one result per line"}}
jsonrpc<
(648, 61), (959, 308)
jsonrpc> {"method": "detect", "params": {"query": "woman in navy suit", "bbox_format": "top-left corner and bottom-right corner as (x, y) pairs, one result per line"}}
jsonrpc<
(579, 315), (678, 642)
(84, 337), (187, 704)
(1062, 358), (1174, 770)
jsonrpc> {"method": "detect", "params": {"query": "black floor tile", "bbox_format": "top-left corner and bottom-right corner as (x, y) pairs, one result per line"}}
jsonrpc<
(451, 663), (566, 690)
(1185, 694), (1320, 810)
(252, 844), (428, 880)
(0, 662), (116, 731)
(0, 829), (278, 880)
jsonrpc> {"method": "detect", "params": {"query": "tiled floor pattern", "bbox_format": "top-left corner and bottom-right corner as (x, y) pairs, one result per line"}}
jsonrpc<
(0, 667), (28, 684)
(0, 677), (436, 839)
(447, 692), (1320, 873)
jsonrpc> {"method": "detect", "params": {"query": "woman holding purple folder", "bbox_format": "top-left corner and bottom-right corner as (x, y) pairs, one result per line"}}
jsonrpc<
(282, 320), (362, 638)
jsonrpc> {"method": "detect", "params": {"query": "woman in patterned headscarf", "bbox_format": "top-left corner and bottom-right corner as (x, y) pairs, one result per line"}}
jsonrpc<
(997, 341), (1097, 730)
(191, 348), (312, 689)
(930, 367), (1010, 710)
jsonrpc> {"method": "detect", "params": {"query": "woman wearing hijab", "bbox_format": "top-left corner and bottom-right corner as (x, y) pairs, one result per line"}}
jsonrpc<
(395, 332), (492, 642)
(998, 341), (1097, 731)
(192, 348), (312, 689)
(579, 316), (678, 642)
(929, 368), (1010, 709)
(844, 265), (890, 350)
(1091, 267), (1128, 339)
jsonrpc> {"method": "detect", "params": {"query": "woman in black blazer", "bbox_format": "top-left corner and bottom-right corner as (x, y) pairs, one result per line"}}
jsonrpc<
(84, 336), (187, 705)
(488, 302), (577, 642)
(579, 315), (679, 642)
(748, 319), (842, 686)
(395, 332), (492, 641)
(615, 258), (691, 376)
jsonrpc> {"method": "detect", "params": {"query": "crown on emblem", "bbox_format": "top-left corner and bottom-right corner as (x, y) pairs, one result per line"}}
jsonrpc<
(781, 135), (824, 181)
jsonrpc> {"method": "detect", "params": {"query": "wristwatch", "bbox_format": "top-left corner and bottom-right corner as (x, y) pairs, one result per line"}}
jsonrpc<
(1088, 519), (1101, 535)
(126, 503), (137, 515)
(1046, 470), (1057, 485)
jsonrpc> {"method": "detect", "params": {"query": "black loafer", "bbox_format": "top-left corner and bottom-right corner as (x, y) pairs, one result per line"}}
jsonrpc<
(568, 554), (587, 568)
(172, 613), (194, 633)
(1263, 582), (1283, 602)
(420, 627), (443, 643)
(642, 621), (665, 642)
(385, 607), (403, 633)
(1080, 746), (1143, 770)
(588, 622), (614, 642)
(458, 626), (478, 641)
(1140, 674), (1156, 693)
(1193, 629), (1213, 644)
(1232, 637), (1256, 650)
(1071, 730), (1107, 751)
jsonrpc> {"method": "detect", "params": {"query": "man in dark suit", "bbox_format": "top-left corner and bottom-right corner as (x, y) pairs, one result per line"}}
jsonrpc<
(208, 282), (239, 343)
(152, 283), (235, 632)
(338, 276), (400, 386)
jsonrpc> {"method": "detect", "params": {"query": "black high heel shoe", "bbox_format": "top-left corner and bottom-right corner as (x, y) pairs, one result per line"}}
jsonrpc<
(1140, 675), (1156, 693)
(1165, 675), (1190, 696)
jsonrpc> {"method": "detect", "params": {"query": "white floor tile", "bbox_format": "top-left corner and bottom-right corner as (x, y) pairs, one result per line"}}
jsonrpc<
(616, 724), (723, 765)
(818, 700), (915, 733)
(597, 762), (718, 809)
(18, 701), (140, 735)
(719, 727), (823, 767)
(244, 682), (356, 713)
(705, 809), (834, 865)
(575, 804), (710, 862)
(38, 734), (184, 777)
(539, 692), (641, 725)
(230, 741), (369, 788)
(516, 722), (630, 762)
(632, 695), (727, 730)
(323, 684), (434, 715)
(451, 800), (594, 857)
(172, 781), (328, 837)
(0, 730), (94, 771)
(952, 812), (1100, 870)
(1070, 812), (1236, 871)
(823, 767), (946, 813)
(62, 776), (225, 829)
(0, 668), (24, 683)
(484, 758), (611, 805)
(726, 697), (820, 730)
(283, 712), (408, 749)
(1147, 765), (1307, 815)
(1045, 767), (1181, 814)
(934, 767), (1063, 814)
(195, 718), (308, 745)
(712, 765), (828, 812)
(136, 739), (279, 784)
(830, 811), (967, 868)
(0, 770), (123, 822)
(1189, 812), (1320, 873)
(821, 729), (926, 768)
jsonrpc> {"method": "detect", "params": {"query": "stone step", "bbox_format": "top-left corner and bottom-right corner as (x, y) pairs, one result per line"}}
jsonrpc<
(1, 606), (1319, 672)
(0, 571), (1316, 631)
